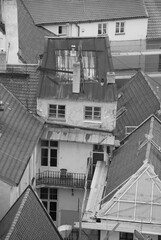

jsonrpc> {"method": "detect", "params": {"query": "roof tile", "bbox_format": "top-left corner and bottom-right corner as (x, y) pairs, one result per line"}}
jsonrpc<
(0, 83), (44, 185)
(22, 0), (148, 25)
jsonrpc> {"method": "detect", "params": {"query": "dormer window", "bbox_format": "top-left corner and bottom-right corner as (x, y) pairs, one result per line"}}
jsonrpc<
(58, 25), (67, 35)
(84, 106), (101, 121)
(49, 104), (66, 120)
(98, 23), (107, 35)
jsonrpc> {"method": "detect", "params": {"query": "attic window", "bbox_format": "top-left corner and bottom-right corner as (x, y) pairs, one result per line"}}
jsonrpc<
(58, 25), (67, 35)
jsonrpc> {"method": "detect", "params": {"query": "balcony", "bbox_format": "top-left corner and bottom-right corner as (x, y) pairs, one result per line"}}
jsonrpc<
(36, 170), (92, 189)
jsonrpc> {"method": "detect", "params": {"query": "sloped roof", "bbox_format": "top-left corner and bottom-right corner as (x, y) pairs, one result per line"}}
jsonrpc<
(144, 0), (161, 39)
(0, 186), (63, 240)
(98, 161), (161, 225)
(17, 0), (54, 63)
(0, 65), (40, 113)
(22, 0), (148, 25)
(116, 71), (161, 140)
(0, 83), (44, 186)
(38, 37), (117, 102)
(104, 115), (161, 201)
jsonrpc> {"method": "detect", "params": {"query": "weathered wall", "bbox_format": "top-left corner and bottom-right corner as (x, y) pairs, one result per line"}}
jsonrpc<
(37, 99), (116, 131)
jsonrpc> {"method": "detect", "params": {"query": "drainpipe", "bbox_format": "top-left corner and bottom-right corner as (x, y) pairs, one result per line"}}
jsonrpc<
(75, 23), (80, 37)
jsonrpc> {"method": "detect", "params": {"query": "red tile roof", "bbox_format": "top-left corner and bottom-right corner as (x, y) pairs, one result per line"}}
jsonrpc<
(0, 186), (63, 240)
(116, 71), (161, 140)
(104, 115), (161, 202)
(0, 65), (40, 113)
(0, 84), (44, 185)
(144, 0), (161, 39)
(22, 0), (148, 25)
(17, 0), (54, 63)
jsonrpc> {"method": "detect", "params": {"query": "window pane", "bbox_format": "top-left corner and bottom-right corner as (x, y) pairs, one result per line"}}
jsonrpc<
(50, 188), (57, 200)
(40, 188), (48, 199)
(50, 149), (57, 167)
(94, 107), (101, 120)
(41, 140), (49, 147)
(58, 26), (62, 34)
(116, 22), (120, 33)
(103, 24), (106, 34)
(98, 24), (102, 34)
(85, 106), (92, 119)
(50, 141), (58, 147)
(49, 105), (57, 118)
(50, 202), (57, 221)
(41, 148), (48, 166)
(58, 105), (65, 118)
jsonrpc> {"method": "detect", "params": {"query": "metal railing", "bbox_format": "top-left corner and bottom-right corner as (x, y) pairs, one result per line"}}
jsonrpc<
(36, 170), (92, 189)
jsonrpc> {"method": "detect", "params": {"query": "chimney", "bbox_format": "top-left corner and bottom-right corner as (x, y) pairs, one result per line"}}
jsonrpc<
(107, 72), (115, 84)
(2, 0), (19, 64)
(72, 62), (80, 93)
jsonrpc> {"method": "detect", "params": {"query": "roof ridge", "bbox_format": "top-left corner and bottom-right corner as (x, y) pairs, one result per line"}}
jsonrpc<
(5, 188), (31, 240)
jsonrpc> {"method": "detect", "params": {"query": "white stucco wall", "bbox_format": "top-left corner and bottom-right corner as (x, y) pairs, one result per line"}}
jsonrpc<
(2, 0), (19, 64)
(37, 139), (92, 173)
(37, 99), (116, 131)
(44, 18), (147, 41)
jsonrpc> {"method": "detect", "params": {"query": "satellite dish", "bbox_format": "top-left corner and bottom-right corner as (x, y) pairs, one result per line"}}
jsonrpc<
(58, 225), (72, 239)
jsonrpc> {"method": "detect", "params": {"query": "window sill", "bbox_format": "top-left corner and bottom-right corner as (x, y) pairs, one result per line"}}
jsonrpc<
(47, 118), (66, 123)
(84, 120), (102, 124)
(115, 33), (125, 35)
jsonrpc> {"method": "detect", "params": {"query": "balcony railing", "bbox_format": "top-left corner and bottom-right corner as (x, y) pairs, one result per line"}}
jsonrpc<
(36, 170), (92, 189)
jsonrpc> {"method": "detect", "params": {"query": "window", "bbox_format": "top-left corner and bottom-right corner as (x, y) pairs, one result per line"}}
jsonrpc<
(120, 232), (133, 240)
(58, 25), (67, 35)
(40, 188), (57, 221)
(98, 23), (107, 35)
(115, 21), (125, 34)
(84, 106), (101, 121)
(41, 140), (58, 167)
(49, 104), (66, 120)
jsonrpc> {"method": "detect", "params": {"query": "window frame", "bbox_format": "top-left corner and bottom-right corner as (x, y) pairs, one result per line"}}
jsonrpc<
(48, 104), (66, 120)
(40, 188), (57, 221)
(58, 25), (67, 35)
(98, 23), (107, 35)
(115, 21), (125, 35)
(84, 106), (101, 121)
(41, 140), (58, 167)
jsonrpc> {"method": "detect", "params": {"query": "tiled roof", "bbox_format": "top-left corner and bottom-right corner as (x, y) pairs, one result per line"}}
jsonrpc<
(17, 0), (54, 63)
(0, 65), (40, 113)
(23, 0), (148, 25)
(116, 71), (161, 140)
(0, 186), (63, 240)
(0, 84), (44, 185)
(104, 115), (161, 201)
(38, 37), (117, 102)
(39, 79), (117, 103)
(144, 0), (161, 39)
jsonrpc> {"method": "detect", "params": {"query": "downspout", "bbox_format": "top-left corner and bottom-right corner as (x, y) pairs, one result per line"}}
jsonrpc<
(75, 23), (80, 37)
